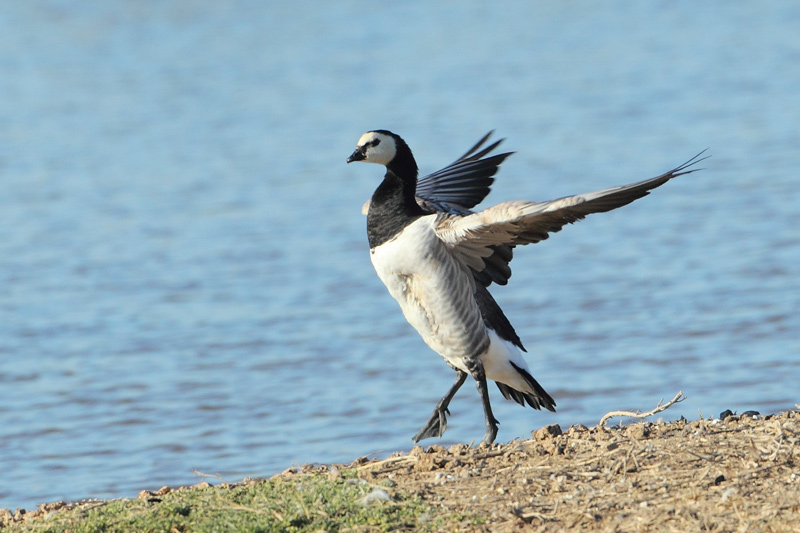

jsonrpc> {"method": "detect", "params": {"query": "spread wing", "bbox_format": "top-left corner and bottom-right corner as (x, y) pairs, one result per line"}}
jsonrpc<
(413, 131), (515, 286)
(436, 151), (708, 276)
(415, 131), (514, 214)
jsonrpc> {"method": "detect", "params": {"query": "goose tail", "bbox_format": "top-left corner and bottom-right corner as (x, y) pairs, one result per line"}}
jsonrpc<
(495, 361), (556, 412)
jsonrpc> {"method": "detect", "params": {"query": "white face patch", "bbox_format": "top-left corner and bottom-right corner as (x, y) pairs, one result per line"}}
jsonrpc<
(356, 131), (397, 166)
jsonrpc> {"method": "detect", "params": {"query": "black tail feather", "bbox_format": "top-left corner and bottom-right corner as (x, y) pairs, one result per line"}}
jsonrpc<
(495, 361), (556, 412)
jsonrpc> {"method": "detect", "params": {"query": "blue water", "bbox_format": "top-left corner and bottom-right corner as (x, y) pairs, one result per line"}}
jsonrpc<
(1, 1), (799, 510)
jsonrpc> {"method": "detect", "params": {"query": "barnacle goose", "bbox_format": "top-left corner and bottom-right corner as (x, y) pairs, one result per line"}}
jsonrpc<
(347, 130), (705, 445)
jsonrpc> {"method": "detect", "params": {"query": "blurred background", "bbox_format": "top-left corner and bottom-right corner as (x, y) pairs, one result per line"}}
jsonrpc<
(1, 1), (798, 510)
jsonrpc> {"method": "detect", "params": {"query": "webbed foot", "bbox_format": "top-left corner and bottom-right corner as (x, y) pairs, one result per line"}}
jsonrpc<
(412, 407), (450, 442)
(410, 370), (468, 442)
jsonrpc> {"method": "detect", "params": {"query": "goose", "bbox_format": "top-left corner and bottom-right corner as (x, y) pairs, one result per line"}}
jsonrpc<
(347, 130), (705, 445)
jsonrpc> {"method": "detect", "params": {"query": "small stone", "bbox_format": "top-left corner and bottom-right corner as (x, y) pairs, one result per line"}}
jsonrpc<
(534, 424), (563, 441)
(626, 424), (651, 439)
(568, 424), (589, 434)
(532, 444), (548, 456)
(409, 446), (425, 457)
(358, 488), (391, 506)
(1, 509), (13, 527)
(720, 488), (737, 503)
(448, 443), (469, 455)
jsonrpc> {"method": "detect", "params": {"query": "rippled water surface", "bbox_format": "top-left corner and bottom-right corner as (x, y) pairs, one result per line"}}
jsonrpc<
(1, 1), (799, 510)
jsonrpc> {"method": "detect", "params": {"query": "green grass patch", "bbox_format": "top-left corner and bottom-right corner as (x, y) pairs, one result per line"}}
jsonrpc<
(5, 471), (465, 532)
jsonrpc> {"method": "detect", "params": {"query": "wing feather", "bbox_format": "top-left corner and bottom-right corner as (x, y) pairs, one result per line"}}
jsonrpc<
(415, 131), (514, 210)
(436, 151), (708, 275)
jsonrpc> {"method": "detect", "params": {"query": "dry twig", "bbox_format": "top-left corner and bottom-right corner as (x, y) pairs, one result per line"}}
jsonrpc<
(596, 391), (686, 430)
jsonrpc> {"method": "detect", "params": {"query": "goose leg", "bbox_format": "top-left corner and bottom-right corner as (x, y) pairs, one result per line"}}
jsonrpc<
(466, 358), (499, 445)
(412, 370), (468, 442)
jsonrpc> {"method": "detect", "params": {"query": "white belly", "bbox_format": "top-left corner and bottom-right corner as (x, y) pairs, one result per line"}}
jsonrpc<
(369, 217), (541, 396)
(369, 216), (489, 364)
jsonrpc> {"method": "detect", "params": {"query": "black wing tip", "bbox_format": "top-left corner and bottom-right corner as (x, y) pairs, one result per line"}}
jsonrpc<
(671, 148), (711, 176)
(457, 130), (511, 162)
(640, 148), (710, 186)
(457, 131), (495, 160)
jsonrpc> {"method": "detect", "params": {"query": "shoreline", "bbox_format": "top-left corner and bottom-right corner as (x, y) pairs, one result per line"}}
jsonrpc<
(3, 410), (798, 531)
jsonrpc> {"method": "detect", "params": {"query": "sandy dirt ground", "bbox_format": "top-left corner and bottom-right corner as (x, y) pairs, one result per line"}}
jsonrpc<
(3, 410), (799, 532)
(343, 409), (800, 531)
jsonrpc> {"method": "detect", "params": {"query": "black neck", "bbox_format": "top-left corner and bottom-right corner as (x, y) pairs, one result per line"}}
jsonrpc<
(386, 144), (418, 181)
(367, 170), (424, 248)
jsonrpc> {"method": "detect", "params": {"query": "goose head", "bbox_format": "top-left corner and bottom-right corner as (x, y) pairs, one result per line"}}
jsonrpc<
(347, 130), (418, 179)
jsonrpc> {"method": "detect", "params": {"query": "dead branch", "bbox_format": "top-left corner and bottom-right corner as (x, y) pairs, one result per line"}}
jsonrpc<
(596, 391), (686, 431)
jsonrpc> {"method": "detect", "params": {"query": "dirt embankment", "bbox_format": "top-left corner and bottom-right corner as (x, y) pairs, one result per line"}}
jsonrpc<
(344, 410), (799, 531)
(3, 410), (798, 532)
